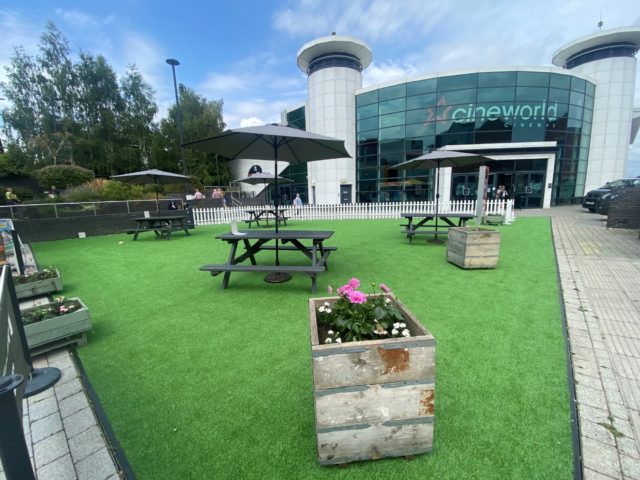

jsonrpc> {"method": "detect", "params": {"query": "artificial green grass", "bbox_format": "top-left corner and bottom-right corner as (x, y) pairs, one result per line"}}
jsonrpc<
(33, 218), (573, 479)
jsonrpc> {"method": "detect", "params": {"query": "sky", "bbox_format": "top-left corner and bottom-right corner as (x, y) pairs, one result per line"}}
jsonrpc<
(1, 0), (640, 176)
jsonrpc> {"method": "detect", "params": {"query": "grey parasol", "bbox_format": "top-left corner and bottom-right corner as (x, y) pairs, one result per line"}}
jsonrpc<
(111, 169), (191, 210)
(396, 150), (492, 242)
(184, 124), (350, 282)
(234, 172), (293, 204)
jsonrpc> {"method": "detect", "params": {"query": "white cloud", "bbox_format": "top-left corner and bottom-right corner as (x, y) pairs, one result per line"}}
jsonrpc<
(239, 117), (264, 127)
(54, 8), (97, 27)
(0, 9), (42, 85)
(363, 61), (417, 87)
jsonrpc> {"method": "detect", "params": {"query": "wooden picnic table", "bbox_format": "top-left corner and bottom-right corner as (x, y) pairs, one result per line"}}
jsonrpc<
(128, 214), (191, 240)
(245, 208), (289, 228)
(401, 213), (474, 243)
(200, 229), (335, 292)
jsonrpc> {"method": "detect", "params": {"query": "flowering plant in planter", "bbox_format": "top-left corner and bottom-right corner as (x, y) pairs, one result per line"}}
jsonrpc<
(21, 296), (83, 325)
(13, 267), (59, 284)
(316, 278), (409, 343)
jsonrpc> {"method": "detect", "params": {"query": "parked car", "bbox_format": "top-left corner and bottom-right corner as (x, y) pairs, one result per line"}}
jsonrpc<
(596, 181), (640, 215)
(582, 178), (640, 212)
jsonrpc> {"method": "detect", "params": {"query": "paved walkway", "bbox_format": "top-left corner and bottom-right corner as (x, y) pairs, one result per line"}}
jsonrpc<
(521, 206), (640, 479)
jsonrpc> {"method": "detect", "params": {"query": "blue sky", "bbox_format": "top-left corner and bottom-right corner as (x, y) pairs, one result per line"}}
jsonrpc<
(1, 0), (640, 175)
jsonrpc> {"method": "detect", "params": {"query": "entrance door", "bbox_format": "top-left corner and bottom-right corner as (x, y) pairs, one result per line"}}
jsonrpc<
(451, 174), (477, 200)
(514, 172), (545, 208)
(340, 184), (352, 204)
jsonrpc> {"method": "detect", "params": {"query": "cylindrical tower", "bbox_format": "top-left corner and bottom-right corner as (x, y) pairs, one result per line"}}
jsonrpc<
(552, 27), (640, 192)
(297, 34), (372, 204)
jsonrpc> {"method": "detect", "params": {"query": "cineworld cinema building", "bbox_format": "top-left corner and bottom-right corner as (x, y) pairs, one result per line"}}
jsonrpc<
(273, 27), (640, 208)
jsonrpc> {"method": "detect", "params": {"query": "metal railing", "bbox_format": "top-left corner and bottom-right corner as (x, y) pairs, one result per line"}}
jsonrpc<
(192, 199), (515, 226)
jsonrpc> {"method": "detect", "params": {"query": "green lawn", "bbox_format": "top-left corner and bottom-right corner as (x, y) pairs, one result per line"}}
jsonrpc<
(33, 218), (573, 479)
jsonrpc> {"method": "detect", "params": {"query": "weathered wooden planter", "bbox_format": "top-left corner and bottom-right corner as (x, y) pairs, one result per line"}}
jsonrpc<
(483, 214), (505, 225)
(309, 294), (436, 465)
(23, 298), (92, 355)
(447, 227), (501, 269)
(14, 270), (63, 299)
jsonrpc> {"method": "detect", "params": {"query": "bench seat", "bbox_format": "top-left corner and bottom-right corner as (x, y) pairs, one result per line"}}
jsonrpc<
(200, 264), (326, 292)
(259, 245), (337, 252)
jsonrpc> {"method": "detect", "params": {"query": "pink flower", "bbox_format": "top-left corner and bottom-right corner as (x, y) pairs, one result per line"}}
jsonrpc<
(379, 283), (391, 293)
(348, 278), (361, 289)
(337, 284), (352, 295)
(327, 285), (333, 294)
(347, 290), (367, 304)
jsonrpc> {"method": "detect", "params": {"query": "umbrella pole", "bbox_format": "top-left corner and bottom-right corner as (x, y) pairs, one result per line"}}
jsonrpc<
(155, 178), (160, 211)
(428, 163), (443, 244)
(265, 144), (291, 284)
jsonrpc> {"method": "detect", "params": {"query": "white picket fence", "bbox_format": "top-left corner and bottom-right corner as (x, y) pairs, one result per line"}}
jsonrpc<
(192, 199), (515, 226)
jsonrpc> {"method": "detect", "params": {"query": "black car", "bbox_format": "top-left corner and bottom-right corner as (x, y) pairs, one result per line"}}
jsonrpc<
(595, 181), (640, 215)
(582, 178), (640, 212)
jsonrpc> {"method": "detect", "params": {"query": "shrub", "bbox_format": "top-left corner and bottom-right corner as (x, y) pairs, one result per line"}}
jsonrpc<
(33, 165), (94, 189)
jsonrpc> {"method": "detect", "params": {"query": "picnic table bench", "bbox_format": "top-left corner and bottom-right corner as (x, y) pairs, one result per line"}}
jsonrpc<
(200, 229), (335, 292)
(401, 213), (474, 243)
(127, 214), (191, 240)
(244, 208), (289, 228)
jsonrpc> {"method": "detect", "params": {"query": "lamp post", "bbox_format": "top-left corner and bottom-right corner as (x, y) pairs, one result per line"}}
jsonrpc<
(166, 58), (189, 184)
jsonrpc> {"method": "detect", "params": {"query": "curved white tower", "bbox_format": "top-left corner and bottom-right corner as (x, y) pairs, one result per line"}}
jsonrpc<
(553, 27), (640, 192)
(297, 34), (372, 203)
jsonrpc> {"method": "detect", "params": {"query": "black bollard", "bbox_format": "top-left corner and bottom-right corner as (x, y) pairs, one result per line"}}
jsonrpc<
(0, 374), (36, 480)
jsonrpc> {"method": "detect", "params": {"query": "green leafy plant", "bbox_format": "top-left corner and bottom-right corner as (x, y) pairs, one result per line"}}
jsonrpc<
(316, 278), (408, 343)
(21, 296), (82, 325)
(13, 267), (59, 284)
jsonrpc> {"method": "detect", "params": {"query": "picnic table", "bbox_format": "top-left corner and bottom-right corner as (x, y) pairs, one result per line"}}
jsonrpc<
(200, 229), (335, 292)
(127, 214), (191, 240)
(245, 208), (289, 228)
(401, 213), (474, 243)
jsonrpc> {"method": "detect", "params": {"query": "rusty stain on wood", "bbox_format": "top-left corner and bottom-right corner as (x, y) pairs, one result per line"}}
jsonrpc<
(420, 390), (435, 415)
(378, 347), (409, 375)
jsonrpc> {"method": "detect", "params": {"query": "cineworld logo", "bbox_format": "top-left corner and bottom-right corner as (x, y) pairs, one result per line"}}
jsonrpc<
(451, 101), (558, 124)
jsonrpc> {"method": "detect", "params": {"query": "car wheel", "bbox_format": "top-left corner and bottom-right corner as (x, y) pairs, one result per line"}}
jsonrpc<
(588, 207), (596, 212)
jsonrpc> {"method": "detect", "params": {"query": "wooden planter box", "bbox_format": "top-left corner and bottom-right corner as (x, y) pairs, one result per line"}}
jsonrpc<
(14, 270), (63, 299)
(484, 214), (505, 225)
(309, 294), (436, 465)
(23, 298), (92, 355)
(447, 227), (501, 269)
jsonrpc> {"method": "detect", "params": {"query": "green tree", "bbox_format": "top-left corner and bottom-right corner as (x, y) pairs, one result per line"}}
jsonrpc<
(33, 164), (94, 189)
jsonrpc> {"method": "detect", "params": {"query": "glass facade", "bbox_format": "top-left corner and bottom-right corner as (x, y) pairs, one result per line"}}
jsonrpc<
(274, 106), (309, 204)
(355, 71), (595, 205)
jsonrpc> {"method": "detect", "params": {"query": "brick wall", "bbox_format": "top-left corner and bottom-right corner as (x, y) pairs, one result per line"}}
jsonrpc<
(606, 188), (640, 229)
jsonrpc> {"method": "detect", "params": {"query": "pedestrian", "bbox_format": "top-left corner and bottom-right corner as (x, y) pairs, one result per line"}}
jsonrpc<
(293, 193), (303, 207)
(495, 185), (509, 200)
(168, 200), (178, 210)
(48, 185), (58, 199)
(5, 188), (20, 205)
(220, 189), (227, 207)
(194, 189), (205, 200)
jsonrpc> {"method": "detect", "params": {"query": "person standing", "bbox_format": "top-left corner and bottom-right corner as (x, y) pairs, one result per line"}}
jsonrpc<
(5, 188), (20, 205)
(194, 189), (205, 200)
(293, 193), (303, 215)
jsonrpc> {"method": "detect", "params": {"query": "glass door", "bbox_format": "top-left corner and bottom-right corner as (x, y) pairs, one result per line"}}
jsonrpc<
(514, 172), (545, 208)
(451, 174), (478, 200)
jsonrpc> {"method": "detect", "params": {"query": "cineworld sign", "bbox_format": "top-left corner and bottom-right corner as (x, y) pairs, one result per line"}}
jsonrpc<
(451, 101), (558, 127)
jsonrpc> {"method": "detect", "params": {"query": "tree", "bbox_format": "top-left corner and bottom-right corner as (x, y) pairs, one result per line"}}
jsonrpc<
(33, 164), (94, 189)
(155, 85), (227, 185)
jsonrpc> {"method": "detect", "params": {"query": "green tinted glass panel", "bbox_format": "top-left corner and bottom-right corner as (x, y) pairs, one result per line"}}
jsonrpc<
(379, 139), (404, 154)
(357, 129), (378, 143)
(516, 71), (549, 87)
(567, 118), (583, 130)
(379, 125), (405, 141)
(436, 120), (454, 135)
(585, 82), (595, 97)
(379, 84), (406, 101)
(357, 116), (378, 132)
(477, 87), (515, 102)
(406, 93), (436, 109)
(356, 91), (378, 107)
(405, 136), (435, 152)
(407, 78), (436, 95)
(438, 88), (476, 105)
(406, 109), (430, 124)
(478, 71), (517, 87)
(379, 111), (405, 128)
(568, 105), (584, 121)
(584, 95), (594, 110)
(358, 168), (378, 180)
(515, 86), (549, 101)
(380, 152), (404, 165)
(571, 77), (586, 93)
(358, 143), (377, 156)
(511, 128), (545, 142)
(358, 180), (377, 191)
(357, 155), (378, 168)
(582, 122), (591, 135)
(357, 103), (378, 119)
(437, 74), (477, 91)
(548, 88), (570, 103)
(550, 74), (571, 89)
(406, 122), (435, 137)
(569, 91), (585, 107)
(379, 98), (406, 115)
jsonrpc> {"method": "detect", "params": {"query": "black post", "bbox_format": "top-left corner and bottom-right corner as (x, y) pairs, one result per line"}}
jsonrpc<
(0, 374), (36, 480)
(10, 230), (24, 275)
(166, 58), (189, 196)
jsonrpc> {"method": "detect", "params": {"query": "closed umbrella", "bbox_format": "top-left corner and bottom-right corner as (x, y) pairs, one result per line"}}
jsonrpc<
(396, 150), (492, 242)
(184, 124), (350, 282)
(111, 169), (191, 211)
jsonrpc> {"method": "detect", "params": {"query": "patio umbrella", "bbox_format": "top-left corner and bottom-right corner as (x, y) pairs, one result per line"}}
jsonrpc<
(396, 150), (492, 242)
(184, 124), (350, 282)
(234, 172), (293, 204)
(111, 169), (191, 211)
